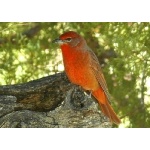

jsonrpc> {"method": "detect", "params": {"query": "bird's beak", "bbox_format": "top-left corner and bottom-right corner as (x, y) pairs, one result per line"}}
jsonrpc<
(52, 38), (64, 45)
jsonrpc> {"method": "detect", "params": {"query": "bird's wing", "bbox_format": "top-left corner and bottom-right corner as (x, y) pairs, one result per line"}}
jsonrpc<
(88, 48), (111, 101)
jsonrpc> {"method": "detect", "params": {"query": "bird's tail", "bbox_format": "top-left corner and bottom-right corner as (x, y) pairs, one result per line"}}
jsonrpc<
(92, 88), (121, 125)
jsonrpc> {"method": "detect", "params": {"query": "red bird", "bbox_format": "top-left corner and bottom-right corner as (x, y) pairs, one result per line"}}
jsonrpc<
(53, 31), (121, 124)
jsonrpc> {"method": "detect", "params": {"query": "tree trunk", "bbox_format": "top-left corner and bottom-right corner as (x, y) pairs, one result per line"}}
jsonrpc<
(0, 72), (111, 128)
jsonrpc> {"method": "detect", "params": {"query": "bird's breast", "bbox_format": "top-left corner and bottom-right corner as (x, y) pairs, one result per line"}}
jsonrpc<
(62, 48), (99, 91)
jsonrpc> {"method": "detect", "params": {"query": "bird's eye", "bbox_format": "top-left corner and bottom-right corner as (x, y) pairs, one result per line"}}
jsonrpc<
(65, 38), (72, 42)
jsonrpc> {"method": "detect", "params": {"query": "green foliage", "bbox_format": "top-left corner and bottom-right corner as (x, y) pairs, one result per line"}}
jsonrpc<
(0, 22), (150, 127)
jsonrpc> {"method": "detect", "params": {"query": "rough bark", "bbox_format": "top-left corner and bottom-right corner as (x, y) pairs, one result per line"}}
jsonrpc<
(0, 72), (111, 128)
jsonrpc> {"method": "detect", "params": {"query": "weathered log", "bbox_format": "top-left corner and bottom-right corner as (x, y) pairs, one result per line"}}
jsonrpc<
(0, 72), (111, 128)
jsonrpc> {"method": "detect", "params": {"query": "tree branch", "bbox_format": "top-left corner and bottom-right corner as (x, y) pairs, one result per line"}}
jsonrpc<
(0, 72), (111, 128)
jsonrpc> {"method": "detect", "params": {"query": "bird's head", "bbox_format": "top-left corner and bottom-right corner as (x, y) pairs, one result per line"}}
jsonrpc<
(53, 31), (86, 48)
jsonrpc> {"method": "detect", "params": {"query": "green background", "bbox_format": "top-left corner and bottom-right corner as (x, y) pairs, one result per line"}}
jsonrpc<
(0, 22), (150, 127)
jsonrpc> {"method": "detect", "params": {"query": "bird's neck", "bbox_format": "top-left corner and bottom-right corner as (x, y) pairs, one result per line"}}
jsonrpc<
(60, 44), (81, 63)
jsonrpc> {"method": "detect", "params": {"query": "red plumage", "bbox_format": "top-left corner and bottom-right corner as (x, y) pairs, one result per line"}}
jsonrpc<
(54, 31), (121, 125)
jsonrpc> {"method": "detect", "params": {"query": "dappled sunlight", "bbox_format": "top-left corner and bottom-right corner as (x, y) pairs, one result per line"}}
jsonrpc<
(0, 22), (150, 127)
(119, 117), (131, 128)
